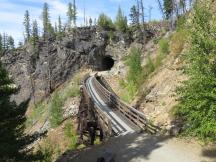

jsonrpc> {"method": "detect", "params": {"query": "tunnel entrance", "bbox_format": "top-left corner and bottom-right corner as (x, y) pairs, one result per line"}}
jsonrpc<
(101, 56), (115, 71)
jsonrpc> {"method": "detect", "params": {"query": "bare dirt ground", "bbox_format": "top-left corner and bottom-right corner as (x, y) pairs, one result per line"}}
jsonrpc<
(103, 39), (187, 130)
(57, 133), (216, 162)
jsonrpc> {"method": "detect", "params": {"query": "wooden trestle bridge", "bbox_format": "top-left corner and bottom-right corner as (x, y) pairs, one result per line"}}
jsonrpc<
(77, 74), (159, 145)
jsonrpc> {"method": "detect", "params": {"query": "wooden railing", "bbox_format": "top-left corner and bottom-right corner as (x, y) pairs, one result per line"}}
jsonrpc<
(81, 79), (113, 138)
(91, 74), (160, 134)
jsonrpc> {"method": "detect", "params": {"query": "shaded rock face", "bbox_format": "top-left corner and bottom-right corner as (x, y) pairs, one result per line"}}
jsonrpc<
(1, 27), (108, 105)
(1, 25), (161, 105)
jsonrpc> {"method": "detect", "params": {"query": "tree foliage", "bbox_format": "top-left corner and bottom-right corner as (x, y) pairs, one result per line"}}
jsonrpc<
(2, 33), (8, 50)
(115, 6), (128, 32)
(163, 0), (173, 19)
(67, 1), (77, 28)
(0, 62), (32, 160)
(56, 16), (64, 40)
(50, 92), (63, 127)
(97, 13), (114, 30)
(23, 10), (31, 42)
(89, 17), (93, 26)
(67, 2), (73, 27)
(72, 0), (77, 26)
(0, 34), (2, 53)
(176, 5), (216, 141)
(7, 36), (15, 50)
(129, 5), (139, 25)
(31, 20), (39, 57)
(32, 20), (39, 43)
(42, 3), (50, 39)
(58, 16), (62, 33)
(0, 33), (15, 51)
(126, 47), (143, 86)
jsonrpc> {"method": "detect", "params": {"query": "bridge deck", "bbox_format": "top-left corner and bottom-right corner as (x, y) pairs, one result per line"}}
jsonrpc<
(86, 76), (140, 135)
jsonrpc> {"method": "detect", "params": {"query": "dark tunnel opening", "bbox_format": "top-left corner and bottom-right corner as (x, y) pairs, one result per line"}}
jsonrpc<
(101, 56), (115, 71)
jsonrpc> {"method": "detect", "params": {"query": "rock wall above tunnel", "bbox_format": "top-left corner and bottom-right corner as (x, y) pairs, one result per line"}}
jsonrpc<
(1, 24), (165, 105)
(1, 27), (108, 105)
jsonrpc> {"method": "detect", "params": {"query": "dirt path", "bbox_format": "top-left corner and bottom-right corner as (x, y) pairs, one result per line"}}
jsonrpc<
(57, 133), (216, 162)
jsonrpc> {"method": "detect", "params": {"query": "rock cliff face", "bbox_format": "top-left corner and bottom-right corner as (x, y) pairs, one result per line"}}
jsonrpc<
(1, 24), (163, 105)
(1, 27), (108, 105)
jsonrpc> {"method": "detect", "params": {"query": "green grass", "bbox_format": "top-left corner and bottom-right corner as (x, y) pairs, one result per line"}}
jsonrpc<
(26, 102), (46, 127)
(49, 82), (80, 128)
(37, 140), (61, 162)
(120, 47), (143, 102)
(120, 38), (170, 103)
(27, 72), (82, 129)
(158, 38), (169, 54)
(64, 122), (77, 149)
(49, 92), (64, 128)
(62, 84), (80, 99)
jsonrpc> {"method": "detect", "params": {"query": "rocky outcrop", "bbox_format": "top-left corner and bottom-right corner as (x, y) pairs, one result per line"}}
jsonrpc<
(1, 25), (161, 105)
(1, 27), (108, 105)
(62, 97), (80, 120)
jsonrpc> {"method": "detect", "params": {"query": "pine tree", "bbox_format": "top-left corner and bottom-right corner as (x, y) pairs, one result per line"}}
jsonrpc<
(86, 17), (88, 26)
(67, 2), (73, 27)
(32, 20), (39, 41)
(0, 34), (2, 53)
(42, 2), (50, 39)
(2, 33), (8, 50)
(23, 10), (31, 43)
(94, 18), (97, 26)
(115, 6), (128, 32)
(89, 17), (93, 26)
(129, 5), (139, 25)
(58, 15), (62, 32)
(136, 0), (140, 25)
(32, 20), (39, 47)
(140, 0), (145, 26)
(18, 41), (23, 47)
(54, 22), (57, 33)
(7, 36), (15, 50)
(72, 0), (77, 26)
(0, 61), (31, 160)
(163, 0), (174, 19)
(57, 16), (64, 40)
(47, 23), (55, 39)
(179, 0), (186, 14)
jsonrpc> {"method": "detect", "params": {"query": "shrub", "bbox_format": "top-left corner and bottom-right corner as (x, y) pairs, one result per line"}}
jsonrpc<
(145, 55), (155, 75)
(154, 38), (170, 68)
(50, 92), (63, 127)
(38, 142), (54, 162)
(64, 122), (77, 149)
(158, 38), (169, 54)
(63, 85), (80, 99)
(126, 47), (143, 86)
(122, 43), (170, 102)
(27, 102), (46, 127)
(170, 30), (187, 57)
(120, 47), (143, 101)
(176, 15), (186, 31)
(37, 140), (60, 162)
(97, 13), (114, 30)
(175, 5), (216, 141)
(115, 6), (128, 32)
(107, 31), (115, 42)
